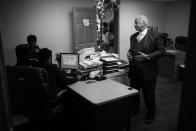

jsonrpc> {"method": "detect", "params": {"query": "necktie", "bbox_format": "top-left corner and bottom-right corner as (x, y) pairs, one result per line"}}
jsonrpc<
(137, 33), (143, 42)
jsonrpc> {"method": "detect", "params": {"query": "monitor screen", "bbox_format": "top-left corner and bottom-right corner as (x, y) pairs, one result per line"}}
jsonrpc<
(60, 53), (79, 69)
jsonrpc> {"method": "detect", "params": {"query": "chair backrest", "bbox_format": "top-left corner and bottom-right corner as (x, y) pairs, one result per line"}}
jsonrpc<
(175, 36), (187, 51)
(6, 66), (53, 122)
(15, 44), (39, 66)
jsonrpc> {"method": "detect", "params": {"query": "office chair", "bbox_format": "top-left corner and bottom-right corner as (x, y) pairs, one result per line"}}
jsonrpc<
(15, 44), (39, 66)
(175, 36), (187, 51)
(6, 66), (68, 131)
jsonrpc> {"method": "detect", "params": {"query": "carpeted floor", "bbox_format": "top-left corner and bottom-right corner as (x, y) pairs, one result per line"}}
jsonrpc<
(127, 76), (182, 131)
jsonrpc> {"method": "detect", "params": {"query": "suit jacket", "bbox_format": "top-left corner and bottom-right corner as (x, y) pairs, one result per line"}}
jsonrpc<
(128, 28), (165, 81)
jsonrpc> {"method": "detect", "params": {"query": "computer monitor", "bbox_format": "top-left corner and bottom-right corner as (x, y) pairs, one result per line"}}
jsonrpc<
(60, 53), (79, 70)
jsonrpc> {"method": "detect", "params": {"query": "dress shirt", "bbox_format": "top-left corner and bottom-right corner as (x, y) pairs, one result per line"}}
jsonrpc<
(137, 28), (148, 42)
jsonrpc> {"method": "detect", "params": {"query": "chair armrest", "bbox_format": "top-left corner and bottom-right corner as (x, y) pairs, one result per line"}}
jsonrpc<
(56, 89), (68, 98)
(12, 114), (28, 127)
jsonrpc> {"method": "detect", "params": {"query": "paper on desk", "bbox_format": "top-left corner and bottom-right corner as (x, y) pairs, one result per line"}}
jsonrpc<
(101, 57), (119, 62)
(84, 47), (95, 55)
(80, 60), (94, 66)
(111, 53), (119, 58)
(78, 47), (95, 61)
(89, 70), (101, 78)
(99, 50), (108, 57)
(79, 59), (102, 69)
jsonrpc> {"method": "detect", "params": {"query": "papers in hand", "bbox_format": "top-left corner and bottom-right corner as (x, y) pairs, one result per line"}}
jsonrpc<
(166, 49), (180, 54)
(84, 47), (95, 54)
(138, 51), (148, 57)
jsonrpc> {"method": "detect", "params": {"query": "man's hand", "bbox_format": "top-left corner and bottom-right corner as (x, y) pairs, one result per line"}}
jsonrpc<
(134, 52), (148, 62)
(127, 51), (133, 61)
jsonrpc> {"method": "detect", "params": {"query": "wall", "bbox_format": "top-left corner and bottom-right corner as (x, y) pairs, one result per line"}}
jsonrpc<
(119, 1), (167, 61)
(165, 1), (191, 39)
(119, 0), (191, 61)
(1, 0), (93, 65)
(1, 0), (191, 65)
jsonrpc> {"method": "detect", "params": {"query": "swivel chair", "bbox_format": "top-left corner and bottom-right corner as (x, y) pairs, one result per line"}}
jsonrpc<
(6, 66), (68, 131)
(175, 36), (187, 51)
(15, 44), (39, 66)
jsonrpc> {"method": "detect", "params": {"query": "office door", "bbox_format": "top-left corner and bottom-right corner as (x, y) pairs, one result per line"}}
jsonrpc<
(73, 7), (97, 52)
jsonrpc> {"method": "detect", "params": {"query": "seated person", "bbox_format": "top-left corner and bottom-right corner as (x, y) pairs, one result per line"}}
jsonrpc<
(27, 34), (40, 53)
(15, 34), (40, 66)
(37, 48), (78, 102)
(15, 43), (38, 66)
(26, 34), (40, 62)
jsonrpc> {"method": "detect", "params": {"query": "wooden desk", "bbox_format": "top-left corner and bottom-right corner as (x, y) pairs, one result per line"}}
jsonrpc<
(68, 79), (138, 131)
(158, 49), (185, 80)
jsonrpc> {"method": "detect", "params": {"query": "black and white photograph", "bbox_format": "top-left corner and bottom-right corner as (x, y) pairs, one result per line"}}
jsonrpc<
(0, 0), (195, 131)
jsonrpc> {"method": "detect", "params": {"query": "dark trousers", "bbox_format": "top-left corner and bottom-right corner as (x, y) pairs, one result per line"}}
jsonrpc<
(129, 68), (156, 118)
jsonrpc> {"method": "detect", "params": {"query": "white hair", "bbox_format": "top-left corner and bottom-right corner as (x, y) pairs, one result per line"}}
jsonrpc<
(135, 15), (148, 26)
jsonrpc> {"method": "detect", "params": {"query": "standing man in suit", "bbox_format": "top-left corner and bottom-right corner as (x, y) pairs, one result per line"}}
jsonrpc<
(127, 15), (165, 124)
